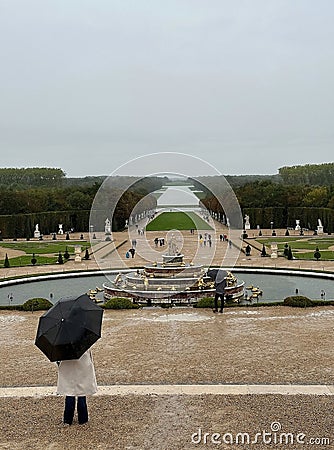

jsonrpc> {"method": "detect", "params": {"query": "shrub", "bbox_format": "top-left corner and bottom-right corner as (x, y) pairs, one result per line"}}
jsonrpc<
(314, 247), (321, 261)
(57, 251), (64, 264)
(103, 297), (139, 309)
(31, 253), (37, 265)
(312, 300), (334, 306)
(0, 304), (23, 311)
(194, 297), (215, 308)
(83, 248), (90, 260)
(64, 247), (70, 260)
(4, 253), (10, 268)
(283, 296), (314, 307)
(261, 244), (267, 257)
(22, 297), (53, 311)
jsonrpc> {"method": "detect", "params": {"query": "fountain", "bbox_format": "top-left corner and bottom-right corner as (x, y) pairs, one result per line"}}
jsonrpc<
(103, 234), (245, 306)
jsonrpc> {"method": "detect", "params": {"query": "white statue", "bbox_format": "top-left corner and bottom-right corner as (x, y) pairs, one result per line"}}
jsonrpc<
(105, 218), (111, 234)
(34, 224), (41, 238)
(244, 214), (250, 230)
(58, 224), (64, 235)
(295, 220), (301, 231)
(167, 233), (179, 256)
(317, 219), (324, 234)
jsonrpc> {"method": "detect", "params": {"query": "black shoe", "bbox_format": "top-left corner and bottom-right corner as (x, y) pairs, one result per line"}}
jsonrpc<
(219, 310), (223, 313)
(213, 309), (218, 313)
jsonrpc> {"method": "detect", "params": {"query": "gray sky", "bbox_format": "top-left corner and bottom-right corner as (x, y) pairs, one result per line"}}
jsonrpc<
(1, 0), (333, 177)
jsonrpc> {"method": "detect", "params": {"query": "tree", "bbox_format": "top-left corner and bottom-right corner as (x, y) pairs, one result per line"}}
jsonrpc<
(64, 247), (70, 260)
(4, 253), (10, 268)
(31, 253), (37, 265)
(57, 251), (64, 264)
(314, 247), (321, 261)
(261, 244), (267, 257)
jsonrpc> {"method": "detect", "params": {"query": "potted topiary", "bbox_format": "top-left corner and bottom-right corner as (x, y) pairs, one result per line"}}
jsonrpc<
(314, 247), (321, 261)
(64, 247), (70, 260)
(57, 251), (64, 264)
(4, 253), (10, 268)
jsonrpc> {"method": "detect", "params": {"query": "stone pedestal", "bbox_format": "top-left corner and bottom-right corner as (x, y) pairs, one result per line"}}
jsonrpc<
(270, 243), (278, 259)
(74, 245), (82, 263)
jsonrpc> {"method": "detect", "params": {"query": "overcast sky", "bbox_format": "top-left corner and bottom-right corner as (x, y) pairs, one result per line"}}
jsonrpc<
(1, 1), (333, 177)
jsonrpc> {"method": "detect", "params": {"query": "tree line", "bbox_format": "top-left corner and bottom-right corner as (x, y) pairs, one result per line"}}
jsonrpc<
(0, 168), (66, 188)
(0, 174), (163, 238)
(279, 162), (334, 186)
(196, 164), (334, 232)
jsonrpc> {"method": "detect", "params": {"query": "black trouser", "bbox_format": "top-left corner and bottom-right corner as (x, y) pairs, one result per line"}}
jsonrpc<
(214, 293), (225, 312)
(63, 396), (88, 425)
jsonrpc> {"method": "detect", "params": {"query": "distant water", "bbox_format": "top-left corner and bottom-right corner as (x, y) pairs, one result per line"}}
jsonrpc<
(157, 185), (200, 207)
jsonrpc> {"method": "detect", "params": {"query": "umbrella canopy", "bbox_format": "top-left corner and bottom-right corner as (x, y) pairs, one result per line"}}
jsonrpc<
(207, 269), (228, 283)
(207, 268), (228, 295)
(35, 294), (104, 362)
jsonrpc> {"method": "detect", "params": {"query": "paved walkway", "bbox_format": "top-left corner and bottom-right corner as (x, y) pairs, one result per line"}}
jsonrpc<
(1, 384), (333, 398)
(1, 226), (334, 281)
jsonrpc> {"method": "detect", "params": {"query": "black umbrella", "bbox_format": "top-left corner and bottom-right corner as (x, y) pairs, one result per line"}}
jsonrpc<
(35, 294), (104, 362)
(207, 268), (228, 283)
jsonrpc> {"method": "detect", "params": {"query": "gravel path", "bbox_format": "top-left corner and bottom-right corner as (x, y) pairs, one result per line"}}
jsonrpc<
(0, 395), (332, 449)
(1, 306), (333, 448)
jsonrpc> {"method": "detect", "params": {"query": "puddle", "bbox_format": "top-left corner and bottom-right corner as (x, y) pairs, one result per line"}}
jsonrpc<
(0, 315), (26, 325)
(132, 313), (213, 323)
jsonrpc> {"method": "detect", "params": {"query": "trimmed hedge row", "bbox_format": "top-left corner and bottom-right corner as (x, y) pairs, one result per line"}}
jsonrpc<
(0, 210), (90, 239)
(0, 297), (53, 311)
(242, 207), (334, 232)
(103, 297), (140, 309)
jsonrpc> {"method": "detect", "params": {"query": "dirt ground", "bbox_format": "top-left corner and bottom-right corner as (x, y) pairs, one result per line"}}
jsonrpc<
(0, 306), (333, 449)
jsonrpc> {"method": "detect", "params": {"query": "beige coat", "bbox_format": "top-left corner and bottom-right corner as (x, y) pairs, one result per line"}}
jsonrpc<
(57, 350), (97, 396)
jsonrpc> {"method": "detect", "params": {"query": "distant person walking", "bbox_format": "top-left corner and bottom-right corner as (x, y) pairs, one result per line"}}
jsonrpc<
(57, 349), (97, 426)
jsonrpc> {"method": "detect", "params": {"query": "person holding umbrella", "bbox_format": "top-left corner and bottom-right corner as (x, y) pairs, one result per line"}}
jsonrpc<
(206, 268), (227, 313)
(35, 293), (104, 426)
(57, 349), (97, 426)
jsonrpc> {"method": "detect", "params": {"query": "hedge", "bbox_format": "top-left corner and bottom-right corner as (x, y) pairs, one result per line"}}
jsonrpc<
(22, 297), (53, 311)
(103, 297), (140, 309)
(283, 296), (315, 307)
(243, 207), (334, 232)
(0, 210), (90, 239)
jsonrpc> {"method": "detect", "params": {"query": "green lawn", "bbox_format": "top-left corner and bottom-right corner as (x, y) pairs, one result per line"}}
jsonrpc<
(146, 212), (212, 231)
(0, 241), (88, 255)
(294, 251), (334, 260)
(0, 255), (57, 267)
(256, 236), (334, 260)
